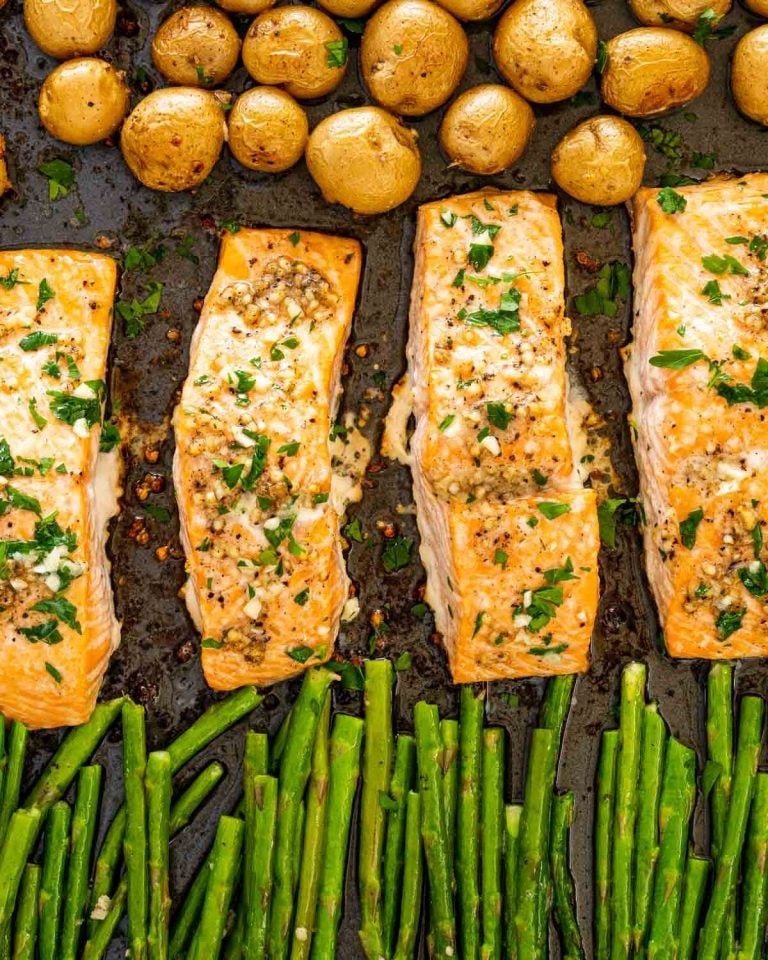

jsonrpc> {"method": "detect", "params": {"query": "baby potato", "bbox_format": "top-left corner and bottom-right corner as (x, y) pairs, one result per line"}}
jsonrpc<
(439, 84), (534, 174)
(242, 6), (347, 100)
(744, 0), (768, 15)
(38, 58), (129, 145)
(228, 87), (308, 172)
(429, 0), (504, 23)
(305, 106), (421, 214)
(361, 0), (469, 116)
(601, 27), (710, 117)
(629, 0), (731, 30)
(315, 0), (378, 18)
(152, 7), (241, 87)
(493, 0), (597, 104)
(120, 87), (226, 192)
(732, 25), (768, 126)
(24, 0), (117, 59)
(214, 0), (275, 13)
(551, 115), (647, 205)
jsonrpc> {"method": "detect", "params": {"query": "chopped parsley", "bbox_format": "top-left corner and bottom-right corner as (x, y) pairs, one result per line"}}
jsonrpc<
(293, 588), (310, 606)
(38, 159), (75, 201)
(344, 518), (363, 542)
(123, 242), (165, 272)
(656, 188), (687, 214)
(537, 502), (571, 521)
(702, 279), (730, 305)
(597, 498), (639, 548)
(221, 219), (240, 235)
(326, 38), (348, 68)
(381, 536), (413, 572)
(716, 607), (746, 640)
(44, 662), (63, 684)
(486, 401), (512, 430)
(440, 209), (457, 228)
(638, 125), (682, 161)
(573, 262), (629, 318)
(438, 414), (455, 432)
(0, 268), (28, 290)
(596, 39), (608, 73)
(701, 253), (749, 276)
(394, 651), (412, 671)
(649, 349), (707, 369)
(36, 279), (55, 312)
(116, 282), (164, 339)
(20, 331), (58, 351)
(679, 507), (704, 549)
(29, 398), (47, 430)
(460, 287), (521, 335)
(693, 7), (735, 44)
(493, 549), (508, 567)
(287, 645), (314, 663)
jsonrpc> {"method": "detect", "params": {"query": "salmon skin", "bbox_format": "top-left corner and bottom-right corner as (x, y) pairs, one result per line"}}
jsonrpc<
(0, 249), (120, 728)
(627, 174), (768, 659)
(402, 190), (599, 682)
(174, 228), (362, 690)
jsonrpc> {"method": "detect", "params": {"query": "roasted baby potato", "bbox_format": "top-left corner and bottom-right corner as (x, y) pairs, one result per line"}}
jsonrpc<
(744, 0), (768, 15)
(628, 0), (731, 30)
(732, 25), (768, 126)
(361, 0), (469, 116)
(551, 115), (647, 205)
(228, 87), (309, 172)
(492, 0), (597, 104)
(214, 0), (275, 13)
(439, 84), (535, 174)
(601, 27), (710, 117)
(152, 7), (241, 87)
(242, 6), (348, 100)
(24, 0), (117, 59)
(0, 134), (11, 197)
(305, 106), (421, 214)
(315, 0), (378, 18)
(38, 58), (129, 145)
(120, 88), (226, 192)
(429, 0), (504, 23)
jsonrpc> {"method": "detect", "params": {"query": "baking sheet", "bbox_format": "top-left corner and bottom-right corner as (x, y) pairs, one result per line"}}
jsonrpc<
(2, 0), (768, 955)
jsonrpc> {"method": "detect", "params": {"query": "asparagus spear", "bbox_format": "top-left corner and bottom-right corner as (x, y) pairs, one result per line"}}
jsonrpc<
(60, 764), (103, 960)
(222, 902), (245, 960)
(457, 686), (484, 960)
(595, 730), (620, 960)
(244, 775), (277, 960)
(12, 863), (40, 960)
(245, 732), (269, 779)
(739, 772), (768, 960)
(633, 705), (667, 954)
(242, 728), (269, 960)
(441, 718), (459, 881)
(646, 738), (696, 960)
(293, 801), (306, 896)
(0, 809), (41, 936)
(413, 701), (457, 959)
(169, 861), (210, 959)
(611, 662), (646, 960)
(0, 723), (27, 845)
(392, 791), (423, 960)
(89, 688), (261, 929)
(24, 699), (123, 811)
(515, 727), (557, 960)
(269, 668), (334, 960)
(84, 769), (229, 960)
(147, 752), (172, 960)
(123, 702), (149, 960)
(270, 711), (293, 776)
(0, 720), (5, 834)
(382, 735), (416, 958)
(358, 659), (394, 960)
(481, 728), (505, 960)
(699, 695), (764, 960)
(504, 804), (523, 960)
(707, 663), (734, 863)
(677, 857), (709, 960)
(550, 793), (584, 960)
(290, 696), (330, 960)
(541, 675), (575, 740)
(39, 800), (71, 960)
(311, 713), (364, 960)
(189, 816), (245, 960)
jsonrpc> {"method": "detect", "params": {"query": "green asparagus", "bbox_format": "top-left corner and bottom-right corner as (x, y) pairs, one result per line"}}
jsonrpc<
(189, 816), (245, 960)
(0, 809), (41, 937)
(707, 663), (734, 863)
(677, 858), (709, 960)
(392, 792), (423, 960)
(440, 718), (459, 882)
(381, 735), (416, 958)
(359, 659), (394, 960)
(0, 723), (27, 846)
(38, 801), (71, 960)
(413, 701), (456, 959)
(11, 863), (40, 960)
(244, 775), (277, 960)
(481, 727), (505, 960)
(122, 702), (149, 960)
(269, 668), (334, 960)
(169, 762), (226, 835)
(147, 752), (172, 960)
(739, 772), (768, 960)
(633, 704), (666, 954)
(646, 738), (696, 960)
(457, 686), (484, 960)
(551, 793), (584, 960)
(60, 764), (103, 960)
(541, 675), (575, 740)
(311, 713), (364, 960)
(504, 805), (522, 960)
(595, 730), (620, 960)
(290, 696), (330, 960)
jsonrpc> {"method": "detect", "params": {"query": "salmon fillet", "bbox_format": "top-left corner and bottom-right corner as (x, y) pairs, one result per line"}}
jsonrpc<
(0, 249), (120, 728)
(627, 174), (768, 659)
(174, 228), (362, 689)
(403, 190), (599, 682)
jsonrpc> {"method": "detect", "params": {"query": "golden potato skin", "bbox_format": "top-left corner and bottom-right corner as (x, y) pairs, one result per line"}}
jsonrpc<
(242, 6), (347, 100)
(551, 115), (647, 206)
(24, 0), (117, 59)
(732, 25), (768, 126)
(228, 87), (308, 172)
(120, 88), (226, 192)
(439, 84), (534, 174)
(430, 0), (504, 23)
(744, 0), (768, 15)
(629, 0), (731, 29)
(315, 0), (378, 18)
(214, 0), (275, 13)
(601, 28), (710, 117)
(305, 106), (421, 214)
(492, 0), (597, 104)
(152, 8), (241, 87)
(38, 58), (129, 145)
(361, 0), (469, 116)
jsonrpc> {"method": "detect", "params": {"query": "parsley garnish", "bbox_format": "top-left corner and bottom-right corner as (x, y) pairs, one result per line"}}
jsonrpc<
(20, 331), (58, 351)
(702, 253), (749, 276)
(649, 349), (707, 369)
(47, 381), (104, 428)
(116, 282), (164, 338)
(716, 606), (746, 640)
(679, 507), (704, 549)
(221, 219), (240, 235)
(573, 262), (629, 317)
(486, 401), (512, 430)
(0, 268), (28, 290)
(381, 536), (413, 572)
(44, 662), (63, 684)
(326, 38), (348, 68)
(36, 279), (55, 312)
(656, 188), (687, 214)
(287, 645), (314, 663)
(123, 243), (165, 272)
(537, 502), (571, 520)
(38, 159), (75, 201)
(702, 280), (730, 305)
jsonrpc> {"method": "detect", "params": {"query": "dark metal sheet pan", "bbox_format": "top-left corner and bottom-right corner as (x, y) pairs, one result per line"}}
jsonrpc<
(2, 0), (768, 955)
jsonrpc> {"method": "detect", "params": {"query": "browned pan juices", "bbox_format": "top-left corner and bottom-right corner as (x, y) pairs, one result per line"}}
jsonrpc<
(1, 0), (768, 955)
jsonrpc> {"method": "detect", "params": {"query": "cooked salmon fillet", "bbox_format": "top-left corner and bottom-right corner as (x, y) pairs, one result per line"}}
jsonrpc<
(627, 174), (768, 659)
(174, 228), (362, 690)
(400, 190), (599, 682)
(0, 249), (120, 728)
